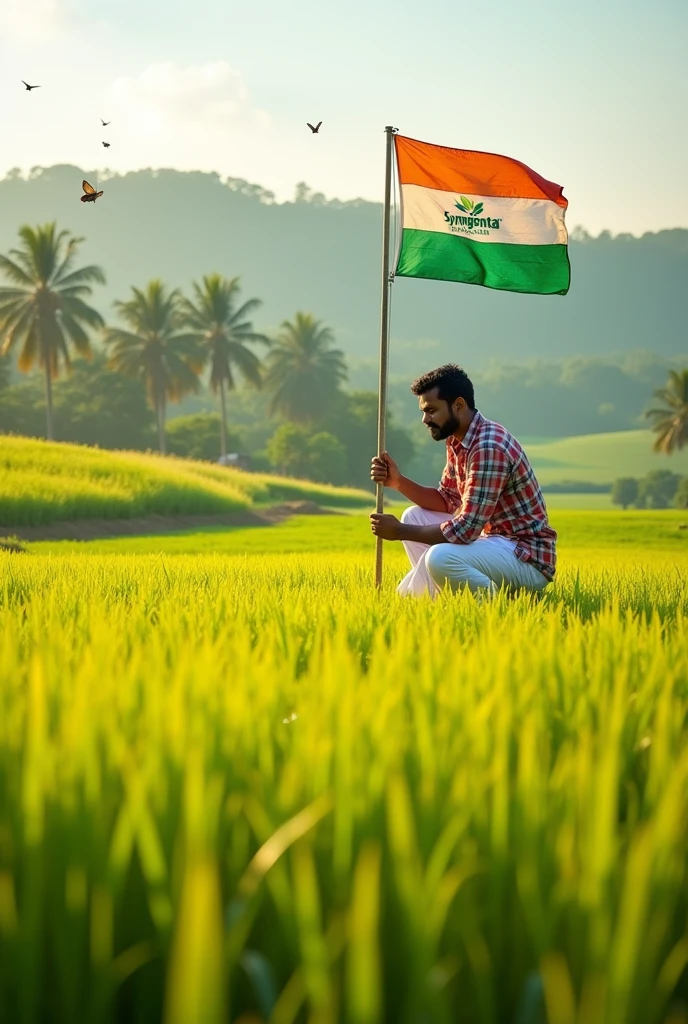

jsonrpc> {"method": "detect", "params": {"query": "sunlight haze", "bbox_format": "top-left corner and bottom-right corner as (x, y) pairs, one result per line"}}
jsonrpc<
(1, 0), (686, 235)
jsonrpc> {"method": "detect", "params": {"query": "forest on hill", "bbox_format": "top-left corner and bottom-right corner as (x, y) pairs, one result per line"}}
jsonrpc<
(0, 165), (686, 378)
(1, 166), (685, 494)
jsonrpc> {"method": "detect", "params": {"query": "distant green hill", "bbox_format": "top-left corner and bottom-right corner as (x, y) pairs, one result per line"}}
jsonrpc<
(527, 431), (688, 485)
(1, 166), (686, 377)
(404, 429), (688, 490)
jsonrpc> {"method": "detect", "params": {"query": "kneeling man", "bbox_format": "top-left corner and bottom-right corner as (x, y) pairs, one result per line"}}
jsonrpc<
(370, 364), (556, 598)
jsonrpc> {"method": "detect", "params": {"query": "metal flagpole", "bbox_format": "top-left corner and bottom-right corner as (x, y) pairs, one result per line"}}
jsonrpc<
(375, 125), (397, 588)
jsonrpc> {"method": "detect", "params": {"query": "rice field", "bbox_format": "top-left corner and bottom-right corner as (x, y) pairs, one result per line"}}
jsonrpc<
(1, 537), (688, 1024)
(21, 507), (688, 556)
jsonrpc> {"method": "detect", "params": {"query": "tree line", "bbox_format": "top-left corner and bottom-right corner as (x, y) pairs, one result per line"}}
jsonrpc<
(0, 222), (687, 489)
(3, 166), (687, 373)
(611, 471), (688, 510)
(0, 222), (414, 488)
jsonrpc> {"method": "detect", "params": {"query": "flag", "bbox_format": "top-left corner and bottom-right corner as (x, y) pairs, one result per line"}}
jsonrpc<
(393, 135), (570, 296)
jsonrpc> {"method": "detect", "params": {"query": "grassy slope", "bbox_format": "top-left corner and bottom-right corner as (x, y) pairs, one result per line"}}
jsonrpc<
(526, 430), (688, 485)
(0, 436), (372, 525)
(2, 431), (686, 529)
(542, 493), (613, 510)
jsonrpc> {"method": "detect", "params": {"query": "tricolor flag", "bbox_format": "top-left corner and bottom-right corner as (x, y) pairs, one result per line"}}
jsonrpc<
(393, 135), (570, 296)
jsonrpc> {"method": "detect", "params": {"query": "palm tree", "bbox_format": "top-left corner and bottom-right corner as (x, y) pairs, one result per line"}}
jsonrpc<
(645, 368), (688, 454)
(264, 312), (347, 424)
(180, 274), (270, 458)
(0, 223), (105, 439)
(104, 280), (203, 454)
(0, 353), (11, 391)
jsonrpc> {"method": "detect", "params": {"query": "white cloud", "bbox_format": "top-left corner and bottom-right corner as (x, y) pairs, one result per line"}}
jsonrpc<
(1, 0), (73, 39)
(109, 62), (270, 142)
(99, 61), (273, 185)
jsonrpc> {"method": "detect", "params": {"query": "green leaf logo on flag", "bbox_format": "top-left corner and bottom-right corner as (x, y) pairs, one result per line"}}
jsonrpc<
(455, 196), (482, 214)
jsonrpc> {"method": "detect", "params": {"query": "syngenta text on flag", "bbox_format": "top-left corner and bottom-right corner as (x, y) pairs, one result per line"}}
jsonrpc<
(393, 135), (570, 296)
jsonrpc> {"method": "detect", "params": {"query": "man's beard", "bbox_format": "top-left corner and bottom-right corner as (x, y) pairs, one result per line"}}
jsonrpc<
(427, 411), (460, 441)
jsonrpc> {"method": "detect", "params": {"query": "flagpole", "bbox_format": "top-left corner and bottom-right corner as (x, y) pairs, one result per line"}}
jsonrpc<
(375, 125), (397, 588)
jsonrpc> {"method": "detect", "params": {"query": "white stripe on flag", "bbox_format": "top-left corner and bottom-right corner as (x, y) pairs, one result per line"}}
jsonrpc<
(400, 184), (568, 246)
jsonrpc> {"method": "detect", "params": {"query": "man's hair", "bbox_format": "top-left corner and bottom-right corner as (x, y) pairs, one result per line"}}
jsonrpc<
(410, 364), (475, 409)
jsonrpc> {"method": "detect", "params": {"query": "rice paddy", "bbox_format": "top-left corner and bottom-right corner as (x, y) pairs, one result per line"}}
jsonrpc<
(1, 435), (687, 1022)
(1, 536), (687, 1023)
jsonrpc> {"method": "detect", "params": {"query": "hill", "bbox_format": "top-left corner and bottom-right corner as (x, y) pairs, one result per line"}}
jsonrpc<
(1, 166), (686, 376)
(527, 431), (688, 485)
(0, 437), (371, 528)
(403, 428), (688, 489)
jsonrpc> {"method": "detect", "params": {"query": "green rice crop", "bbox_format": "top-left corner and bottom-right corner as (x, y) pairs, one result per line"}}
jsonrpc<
(22, 508), (688, 558)
(0, 437), (371, 526)
(1, 547), (687, 1023)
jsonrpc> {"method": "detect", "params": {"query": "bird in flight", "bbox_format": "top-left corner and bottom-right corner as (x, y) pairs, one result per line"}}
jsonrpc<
(102, 142), (110, 148)
(101, 119), (110, 126)
(22, 81), (40, 91)
(80, 180), (104, 204)
(307, 122), (322, 133)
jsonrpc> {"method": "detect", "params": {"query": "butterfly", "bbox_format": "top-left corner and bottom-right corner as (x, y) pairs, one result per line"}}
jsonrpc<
(80, 180), (104, 204)
(101, 118), (110, 126)
(306, 121), (322, 133)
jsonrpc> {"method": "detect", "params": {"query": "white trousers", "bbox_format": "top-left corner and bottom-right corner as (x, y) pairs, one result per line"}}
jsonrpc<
(397, 505), (551, 599)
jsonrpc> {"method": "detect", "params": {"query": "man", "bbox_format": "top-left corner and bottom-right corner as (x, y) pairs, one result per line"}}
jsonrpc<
(370, 364), (556, 598)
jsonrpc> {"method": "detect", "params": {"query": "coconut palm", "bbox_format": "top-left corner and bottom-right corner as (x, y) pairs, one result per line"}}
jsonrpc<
(104, 280), (202, 454)
(0, 223), (105, 439)
(645, 368), (688, 454)
(180, 274), (270, 458)
(264, 312), (347, 424)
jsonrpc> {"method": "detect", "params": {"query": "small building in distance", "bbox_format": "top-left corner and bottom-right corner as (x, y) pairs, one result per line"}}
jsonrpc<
(217, 453), (252, 470)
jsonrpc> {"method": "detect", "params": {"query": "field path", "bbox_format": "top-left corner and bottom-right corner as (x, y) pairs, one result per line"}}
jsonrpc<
(4, 500), (341, 541)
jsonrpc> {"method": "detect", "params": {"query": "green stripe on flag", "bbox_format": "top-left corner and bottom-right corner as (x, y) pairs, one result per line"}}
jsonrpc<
(395, 229), (570, 295)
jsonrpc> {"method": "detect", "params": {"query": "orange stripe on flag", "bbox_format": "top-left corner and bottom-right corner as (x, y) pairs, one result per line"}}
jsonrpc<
(394, 135), (568, 209)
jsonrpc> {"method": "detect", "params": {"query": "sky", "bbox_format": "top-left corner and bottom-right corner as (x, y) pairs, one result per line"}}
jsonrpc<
(1, 0), (686, 236)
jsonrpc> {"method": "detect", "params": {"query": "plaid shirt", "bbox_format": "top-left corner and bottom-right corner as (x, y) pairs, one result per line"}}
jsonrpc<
(437, 410), (557, 581)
